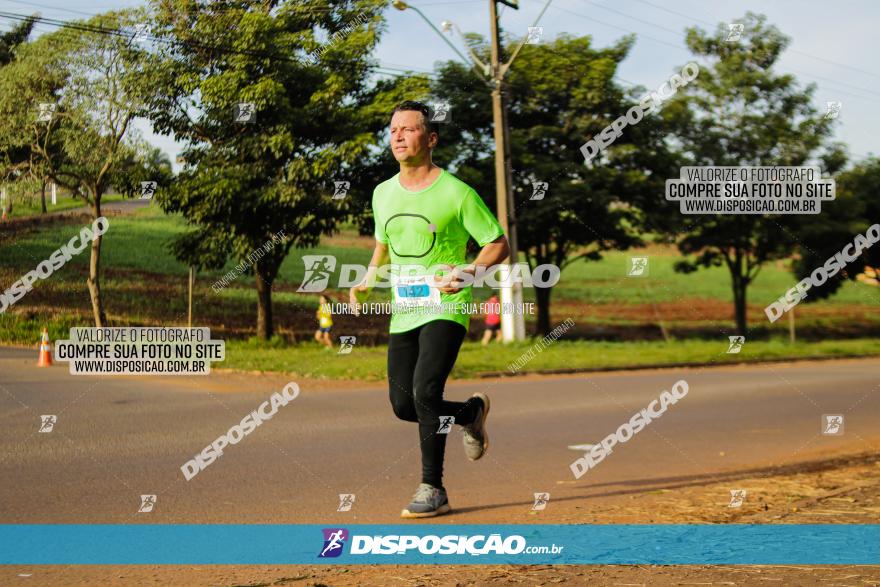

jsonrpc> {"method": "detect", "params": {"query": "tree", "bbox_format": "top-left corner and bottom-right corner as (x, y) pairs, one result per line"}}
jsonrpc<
(666, 12), (836, 334)
(0, 10), (153, 325)
(428, 33), (676, 334)
(0, 16), (36, 217)
(112, 145), (174, 200)
(147, 0), (405, 339)
(0, 16), (35, 64)
(793, 156), (880, 301)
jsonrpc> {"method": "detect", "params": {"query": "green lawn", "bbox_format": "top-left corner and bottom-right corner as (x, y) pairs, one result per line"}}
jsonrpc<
(5, 204), (878, 307)
(2, 205), (879, 380)
(221, 337), (880, 381)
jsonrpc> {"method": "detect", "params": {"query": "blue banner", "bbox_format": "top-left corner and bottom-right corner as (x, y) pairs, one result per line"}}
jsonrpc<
(1, 524), (877, 565)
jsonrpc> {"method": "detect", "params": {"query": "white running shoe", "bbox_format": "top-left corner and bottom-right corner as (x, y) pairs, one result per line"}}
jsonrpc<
(462, 392), (490, 461)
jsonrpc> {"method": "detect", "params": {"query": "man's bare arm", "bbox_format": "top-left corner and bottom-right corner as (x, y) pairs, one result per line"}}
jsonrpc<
(349, 242), (389, 312)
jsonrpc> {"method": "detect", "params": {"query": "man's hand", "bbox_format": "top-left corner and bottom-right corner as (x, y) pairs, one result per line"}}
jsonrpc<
(349, 278), (370, 317)
(352, 244), (388, 316)
(434, 264), (475, 294)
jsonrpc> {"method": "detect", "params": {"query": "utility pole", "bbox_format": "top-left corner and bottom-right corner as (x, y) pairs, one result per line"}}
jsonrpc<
(488, 0), (526, 341)
(188, 266), (194, 328)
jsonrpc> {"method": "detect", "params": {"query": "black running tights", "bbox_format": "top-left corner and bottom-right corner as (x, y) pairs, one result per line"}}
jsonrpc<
(387, 319), (481, 489)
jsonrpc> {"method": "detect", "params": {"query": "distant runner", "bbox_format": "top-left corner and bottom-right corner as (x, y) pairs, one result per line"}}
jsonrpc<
(314, 294), (333, 349)
(350, 100), (510, 518)
(481, 293), (502, 346)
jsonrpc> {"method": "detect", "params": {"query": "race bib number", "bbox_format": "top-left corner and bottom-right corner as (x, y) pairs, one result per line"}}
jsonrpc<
(393, 274), (441, 308)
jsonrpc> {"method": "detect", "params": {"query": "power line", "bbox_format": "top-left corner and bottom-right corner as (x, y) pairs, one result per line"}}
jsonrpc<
(0, 10), (436, 87)
(522, 0), (686, 52)
(0, 5), (433, 79)
(518, 0), (880, 104)
(564, 0), (880, 97)
(0, 9), (364, 68)
(629, 0), (880, 82)
(524, 0), (877, 161)
(0, 2), (444, 85)
(0, 0), (94, 17)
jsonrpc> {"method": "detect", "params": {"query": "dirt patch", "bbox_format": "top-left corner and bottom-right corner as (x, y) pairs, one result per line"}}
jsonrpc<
(322, 230), (376, 251)
(6, 564), (879, 586)
(7, 450), (880, 585)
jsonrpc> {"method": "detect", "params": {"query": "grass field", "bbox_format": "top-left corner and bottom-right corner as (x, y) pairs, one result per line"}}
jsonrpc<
(1, 205), (878, 377)
(220, 337), (880, 381)
(3, 192), (125, 217)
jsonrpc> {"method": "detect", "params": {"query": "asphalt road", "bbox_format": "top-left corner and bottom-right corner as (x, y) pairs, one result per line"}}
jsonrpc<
(1, 346), (877, 524)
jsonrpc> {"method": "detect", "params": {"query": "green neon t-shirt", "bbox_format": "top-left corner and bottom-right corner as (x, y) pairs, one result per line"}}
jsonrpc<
(372, 168), (505, 334)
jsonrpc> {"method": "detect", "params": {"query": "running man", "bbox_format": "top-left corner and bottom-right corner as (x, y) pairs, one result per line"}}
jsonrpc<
(350, 101), (510, 518)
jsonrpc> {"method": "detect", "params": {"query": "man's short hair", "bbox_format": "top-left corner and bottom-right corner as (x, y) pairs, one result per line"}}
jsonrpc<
(390, 100), (440, 140)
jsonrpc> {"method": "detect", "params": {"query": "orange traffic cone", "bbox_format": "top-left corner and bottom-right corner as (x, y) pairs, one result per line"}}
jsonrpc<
(37, 328), (52, 367)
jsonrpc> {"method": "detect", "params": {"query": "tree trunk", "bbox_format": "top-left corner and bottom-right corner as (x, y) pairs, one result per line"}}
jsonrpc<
(87, 194), (107, 327)
(534, 285), (552, 336)
(255, 267), (274, 340)
(731, 273), (747, 335)
(40, 180), (47, 214)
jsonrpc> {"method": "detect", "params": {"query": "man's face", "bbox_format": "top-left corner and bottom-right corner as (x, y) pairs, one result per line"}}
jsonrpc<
(389, 110), (436, 163)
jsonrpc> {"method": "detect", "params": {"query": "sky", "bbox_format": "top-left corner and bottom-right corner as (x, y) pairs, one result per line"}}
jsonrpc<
(2, 0), (878, 166)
